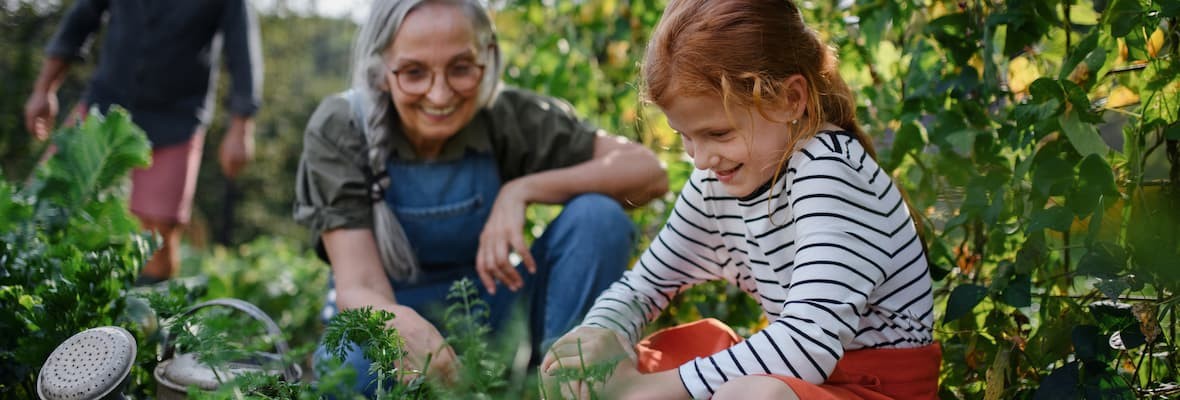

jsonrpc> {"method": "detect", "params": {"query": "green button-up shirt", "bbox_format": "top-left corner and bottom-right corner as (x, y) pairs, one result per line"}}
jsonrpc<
(293, 87), (599, 242)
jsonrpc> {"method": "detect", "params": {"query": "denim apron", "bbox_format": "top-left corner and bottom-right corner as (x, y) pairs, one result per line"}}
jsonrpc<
(385, 151), (499, 274)
(381, 150), (514, 325)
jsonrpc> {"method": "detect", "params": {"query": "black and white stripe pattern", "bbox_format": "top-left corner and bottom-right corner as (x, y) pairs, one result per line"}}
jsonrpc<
(581, 132), (934, 399)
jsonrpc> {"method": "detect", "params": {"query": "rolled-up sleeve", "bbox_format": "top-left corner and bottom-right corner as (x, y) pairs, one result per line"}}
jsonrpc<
(489, 89), (598, 181)
(220, 0), (263, 116)
(45, 0), (107, 61)
(294, 96), (372, 239)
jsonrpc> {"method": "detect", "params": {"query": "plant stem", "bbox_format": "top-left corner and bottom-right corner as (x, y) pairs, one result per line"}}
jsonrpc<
(1064, 0), (1072, 53)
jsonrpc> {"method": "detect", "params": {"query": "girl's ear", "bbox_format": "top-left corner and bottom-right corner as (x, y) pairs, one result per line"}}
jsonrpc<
(778, 74), (809, 121)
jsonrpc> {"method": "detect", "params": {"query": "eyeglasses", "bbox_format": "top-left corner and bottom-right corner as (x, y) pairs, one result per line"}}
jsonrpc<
(390, 61), (486, 96)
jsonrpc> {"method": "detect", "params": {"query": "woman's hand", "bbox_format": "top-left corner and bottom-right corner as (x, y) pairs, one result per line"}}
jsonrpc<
(476, 179), (537, 294)
(387, 304), (458, 384)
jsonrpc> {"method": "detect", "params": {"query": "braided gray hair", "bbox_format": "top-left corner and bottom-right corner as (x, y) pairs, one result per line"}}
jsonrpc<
(351, 0), (503, 282)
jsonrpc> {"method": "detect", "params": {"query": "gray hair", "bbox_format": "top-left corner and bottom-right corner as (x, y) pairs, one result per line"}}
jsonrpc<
(351, 0), (503, 282)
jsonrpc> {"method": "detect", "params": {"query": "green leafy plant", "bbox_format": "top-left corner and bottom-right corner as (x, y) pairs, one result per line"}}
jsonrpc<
(184, 237), (330, 352)
(538, 338), (623, 400)
(0, 108), (156, 397)
(322, 306), (432, 399)
(814, 0), (1180, 398)
(438, 278), (509, 398)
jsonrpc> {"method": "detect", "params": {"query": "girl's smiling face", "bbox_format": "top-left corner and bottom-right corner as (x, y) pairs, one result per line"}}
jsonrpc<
(662, 92), (798, 198)
(384, 3), (483, 159)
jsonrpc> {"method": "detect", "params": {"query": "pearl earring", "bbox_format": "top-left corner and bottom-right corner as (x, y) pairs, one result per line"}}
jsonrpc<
(791, 119), (799, 125)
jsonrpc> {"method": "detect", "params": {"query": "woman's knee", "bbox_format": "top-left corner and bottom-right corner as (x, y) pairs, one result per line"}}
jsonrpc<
(558, 193), (633, 237)
(315, 341), (379, 397)
(712, 375), (799, 400)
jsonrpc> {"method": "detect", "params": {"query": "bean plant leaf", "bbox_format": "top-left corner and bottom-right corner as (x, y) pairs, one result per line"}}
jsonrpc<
(1029, 78), (1065, 104)
(1167, 123), (1180, 140)
(1031, 156), (1073, 198)
(944, 284), (988, 324)
(1068, 154), (1118, 217)
(1163, 1), (1180, 17)
(1094, 278), (1130, 301)
(1073, 325), (1113, 362)
(883, 119), (927, 171)
(1061, 80), (1104, 123)
(1103, 0), (1144, 38)
(1033, 361), (1080, 399)
(1059, 110), (1108, 158)
(1077, 242), (1127, 279)
(1027, 206), (1073, 233)
(1000, 273), (1032, 308)
(1088, 301), (1136, 332)
(1015, 233), (1047, 274)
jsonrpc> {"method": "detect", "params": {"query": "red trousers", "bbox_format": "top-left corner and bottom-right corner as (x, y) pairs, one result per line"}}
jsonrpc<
(636, 319), (941, 399)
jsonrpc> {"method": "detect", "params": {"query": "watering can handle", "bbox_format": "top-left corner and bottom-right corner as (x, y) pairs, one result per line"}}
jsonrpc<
(160, 298), (300, 382)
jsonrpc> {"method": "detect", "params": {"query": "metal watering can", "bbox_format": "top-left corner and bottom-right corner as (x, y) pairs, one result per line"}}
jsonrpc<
(36, 298), (301, 399)
(153, 298), (302, 399)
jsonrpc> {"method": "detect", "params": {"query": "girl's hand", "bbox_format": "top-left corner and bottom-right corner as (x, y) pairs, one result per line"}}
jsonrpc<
(387, 304), (458, 384)
(540, 325), (628, 399)
(542, 326), (633, 374)
(476, 179), (537, 294)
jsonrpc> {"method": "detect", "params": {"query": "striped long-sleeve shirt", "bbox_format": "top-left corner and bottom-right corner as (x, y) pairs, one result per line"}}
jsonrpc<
(581, 131), (935, 399)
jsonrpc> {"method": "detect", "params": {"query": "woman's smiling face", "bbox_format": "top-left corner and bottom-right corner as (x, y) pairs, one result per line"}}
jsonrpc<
(384, 3), (482, 159)
(662, 93), (796, 197)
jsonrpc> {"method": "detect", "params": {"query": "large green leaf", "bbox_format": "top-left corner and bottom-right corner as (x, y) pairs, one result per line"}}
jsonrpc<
(1028, 206), (1074, 233)
(943, 284), (988, 324)
(1067, 154), (1118, 217)
(1034, 361), (1080, 399)
(882, 118), (927, 171)
(37, 108), (151, 210)
(1076, 241), (1127, 279)
(1166, 123), (1180, 140)
(1072, 325), (1114, 362)
(1103, 0), (1144, 37)
(1000, 273), (1032, 308)
(1059, 109), (1108, 158)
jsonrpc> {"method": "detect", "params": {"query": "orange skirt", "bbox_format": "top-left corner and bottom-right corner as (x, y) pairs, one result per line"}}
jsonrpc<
(635, 318), (941, 399)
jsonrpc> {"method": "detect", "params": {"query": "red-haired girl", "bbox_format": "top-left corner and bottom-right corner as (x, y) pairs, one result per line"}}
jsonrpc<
(542, 0), (940, 398)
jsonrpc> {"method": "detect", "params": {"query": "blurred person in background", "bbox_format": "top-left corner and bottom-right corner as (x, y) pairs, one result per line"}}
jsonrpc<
(23, 0), (263, 285)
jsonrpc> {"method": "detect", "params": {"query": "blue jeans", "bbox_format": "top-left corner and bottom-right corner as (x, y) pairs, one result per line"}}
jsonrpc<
(314, 194), (634, 397)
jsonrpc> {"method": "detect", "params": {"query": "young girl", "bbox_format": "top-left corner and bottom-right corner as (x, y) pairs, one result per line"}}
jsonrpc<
(541, 0), (939, 398)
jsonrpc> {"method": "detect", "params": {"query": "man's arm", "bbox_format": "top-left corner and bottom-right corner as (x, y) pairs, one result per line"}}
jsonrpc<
(24, 57), (71, 139)
(26, 0), (106, 139)
(218, 0), (264, 178)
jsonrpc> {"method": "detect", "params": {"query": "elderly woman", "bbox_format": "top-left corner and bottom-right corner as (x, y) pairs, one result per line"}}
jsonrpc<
(293, 0), (667, 395)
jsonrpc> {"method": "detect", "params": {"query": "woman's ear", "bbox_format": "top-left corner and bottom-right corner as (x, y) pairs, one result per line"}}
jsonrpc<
(370, 60), (392, 93)
(778, 75), (809, 121)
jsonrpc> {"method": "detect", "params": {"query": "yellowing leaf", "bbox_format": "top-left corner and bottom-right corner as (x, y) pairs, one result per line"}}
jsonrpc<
(607, 41), (630, 68)
(984, 348), (1011, 400)
(1068, 62), (1091, 86)
(1148, 28), (1165, 58)
(1106, 86), (1140, 108)
(1008, 56), (1040, 94)
(969, 54), (985, 78)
